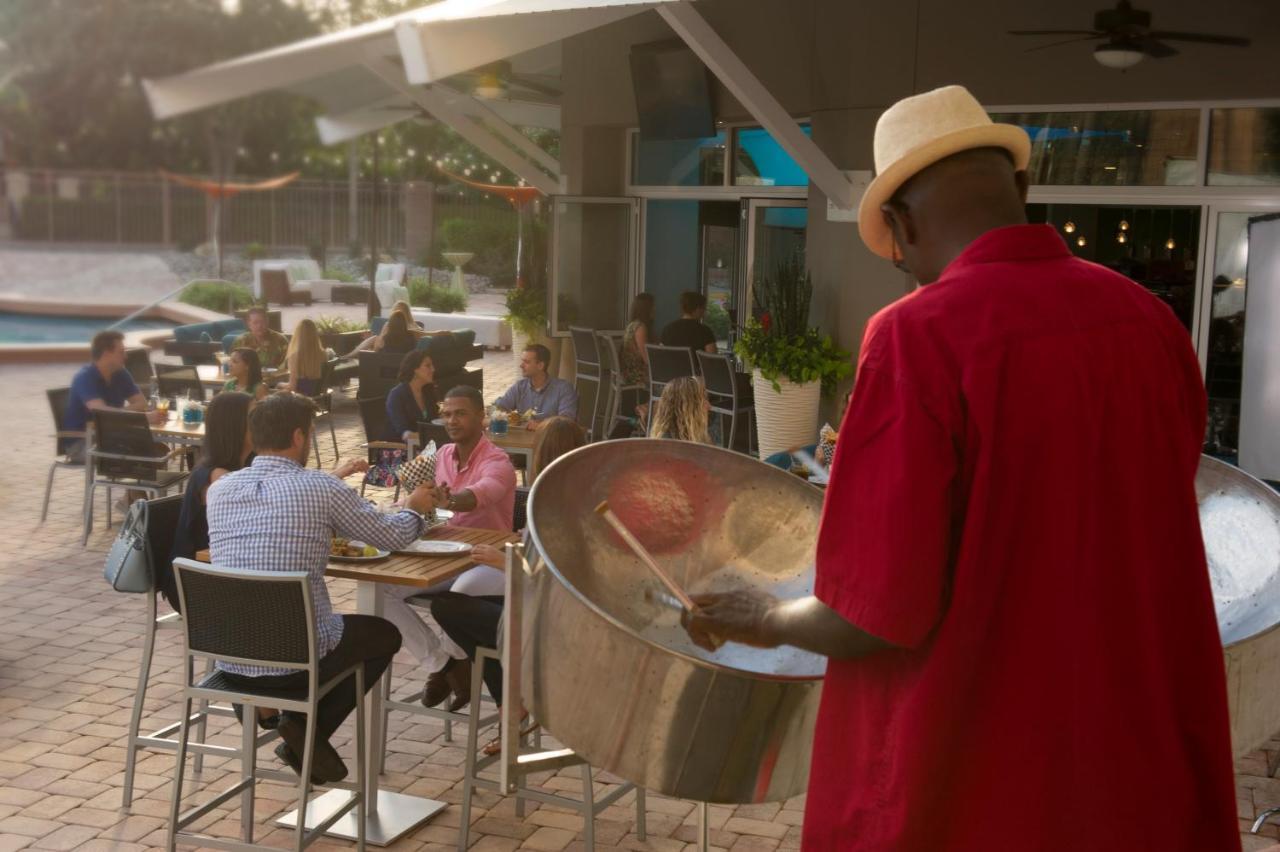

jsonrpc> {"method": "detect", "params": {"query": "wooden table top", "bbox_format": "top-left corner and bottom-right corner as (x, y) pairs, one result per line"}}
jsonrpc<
(195, 525), (518, 589)
(153, 412), (205, 440)
(488, 427), (536, 451)
(196, 364), (288, 387)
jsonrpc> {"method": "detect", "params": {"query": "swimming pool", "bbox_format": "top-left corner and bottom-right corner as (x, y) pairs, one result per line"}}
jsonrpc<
(0, 311), (178, 344)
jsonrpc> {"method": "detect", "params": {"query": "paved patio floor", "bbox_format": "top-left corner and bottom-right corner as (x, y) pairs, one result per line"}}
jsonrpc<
(0, 352), (1277, 850)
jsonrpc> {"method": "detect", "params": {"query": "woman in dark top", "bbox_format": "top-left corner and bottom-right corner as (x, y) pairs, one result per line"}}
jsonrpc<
(384, 350), (438, 442)
(380, 311), (418, 355)
(168, 391), (255, 610)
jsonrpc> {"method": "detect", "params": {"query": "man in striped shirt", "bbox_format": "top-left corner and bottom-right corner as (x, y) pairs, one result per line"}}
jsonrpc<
(208, 393), (438, 783)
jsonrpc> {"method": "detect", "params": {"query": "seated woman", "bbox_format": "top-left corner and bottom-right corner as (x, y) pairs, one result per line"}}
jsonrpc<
(649, 375), (711, 443)
(384, 350), (439, 443)
(222, 347), (269, 400)
(355, 301), (425, 353)
(428, 416), (586, 753)
(377, 311), (419, 355)
(282, 318), (327, 397)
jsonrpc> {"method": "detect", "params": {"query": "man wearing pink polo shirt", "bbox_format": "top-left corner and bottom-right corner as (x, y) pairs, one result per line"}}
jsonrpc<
(379, 384), (517, 711)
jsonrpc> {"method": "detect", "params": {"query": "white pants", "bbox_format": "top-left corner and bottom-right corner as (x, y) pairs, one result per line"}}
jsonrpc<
(378, 564), (506, 673)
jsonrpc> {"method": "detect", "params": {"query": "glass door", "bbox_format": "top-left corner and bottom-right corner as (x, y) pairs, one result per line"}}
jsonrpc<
(740, 198), (809, 330)
(1197, 203), (1280, 465)
(550, 197), (640, 336)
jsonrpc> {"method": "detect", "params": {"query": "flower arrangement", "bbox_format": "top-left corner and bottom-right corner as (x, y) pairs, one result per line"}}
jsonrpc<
(734, 252), (851, 395)
(505, 283), (548, 338)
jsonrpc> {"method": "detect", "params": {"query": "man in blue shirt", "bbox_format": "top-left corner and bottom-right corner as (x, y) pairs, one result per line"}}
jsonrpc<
(494, 343), (578, 431)
(64, 330), (165, 460)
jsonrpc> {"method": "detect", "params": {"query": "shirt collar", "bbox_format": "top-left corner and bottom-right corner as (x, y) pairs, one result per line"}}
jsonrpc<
(941, 224), (1071, 277)
(252, 454), (302, 471)
(447, 435), (499, 473)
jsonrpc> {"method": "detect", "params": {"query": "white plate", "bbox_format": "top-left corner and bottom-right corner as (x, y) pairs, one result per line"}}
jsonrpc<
(435, 509), (454, 520)
(398, 540), (473, 556)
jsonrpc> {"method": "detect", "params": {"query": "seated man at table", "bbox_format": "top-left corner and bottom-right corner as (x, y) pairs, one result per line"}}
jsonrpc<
(207, 393), (439, 784)
(229, 306), (289, 369)
(64, 330), (166, 462)
(379, 384), (517, 711)
(660, 291), (718, 356)
(494, 343), (578, 430)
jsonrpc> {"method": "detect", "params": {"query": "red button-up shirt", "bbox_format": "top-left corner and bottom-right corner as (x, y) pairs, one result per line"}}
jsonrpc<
(805, 225), (1237, 851)
(434, 436), (516, 533)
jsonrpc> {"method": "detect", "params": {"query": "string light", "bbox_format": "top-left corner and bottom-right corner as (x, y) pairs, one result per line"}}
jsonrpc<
(1076, 236), (1087, 247)
(1064, 221), (1076, 234)
(1117, 232), (1127, 244)
(1119, 220), (1129, 231)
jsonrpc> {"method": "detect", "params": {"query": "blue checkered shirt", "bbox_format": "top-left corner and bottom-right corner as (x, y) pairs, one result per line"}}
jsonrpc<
(206, 455), (425, 676)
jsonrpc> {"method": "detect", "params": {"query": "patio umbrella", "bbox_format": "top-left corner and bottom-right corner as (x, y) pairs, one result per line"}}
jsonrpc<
(438, 168), (541, 288)
(159, 169), (300, 279)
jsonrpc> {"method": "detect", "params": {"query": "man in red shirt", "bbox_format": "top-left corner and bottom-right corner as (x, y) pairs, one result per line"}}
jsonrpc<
(686, 86), (1238, 850)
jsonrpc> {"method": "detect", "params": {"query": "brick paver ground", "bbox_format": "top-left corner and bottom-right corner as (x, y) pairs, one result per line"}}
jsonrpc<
(0, 353), (1276, 851)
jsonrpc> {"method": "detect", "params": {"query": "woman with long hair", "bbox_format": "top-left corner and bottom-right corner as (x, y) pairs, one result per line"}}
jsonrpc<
(283, 318), (327, 396)
(649, 375), (711, 443)
(357, 300), (425, 352)
(222, 347), (268, 400)
(621, 293), (655, 387)
(384, 350), (438, 442)
(378, 311), (418, 354)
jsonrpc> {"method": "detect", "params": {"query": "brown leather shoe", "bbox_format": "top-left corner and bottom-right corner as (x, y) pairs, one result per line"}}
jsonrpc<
(445, 659), (472, 712)
(421, 661), (453, 708)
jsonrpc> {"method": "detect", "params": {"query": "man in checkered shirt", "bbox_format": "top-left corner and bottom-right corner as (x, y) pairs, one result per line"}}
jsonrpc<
(208, 393), (438, 784)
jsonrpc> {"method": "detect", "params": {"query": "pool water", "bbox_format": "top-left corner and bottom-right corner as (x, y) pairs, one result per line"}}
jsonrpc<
(0, 311), (177, 344)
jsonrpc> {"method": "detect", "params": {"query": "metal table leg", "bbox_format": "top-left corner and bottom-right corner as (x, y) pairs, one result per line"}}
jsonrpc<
(277, 580), (447, 845)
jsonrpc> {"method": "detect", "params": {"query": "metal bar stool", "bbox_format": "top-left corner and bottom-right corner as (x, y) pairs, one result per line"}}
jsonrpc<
(595, 332), (645, 439)
(645, 343), (697, 402)
(569, 326), (607, 441)
(455, 543), (646, 852)
(167, 559), (368, 851)
(697, 350), (756, 455)
(83, 410), (190, 545)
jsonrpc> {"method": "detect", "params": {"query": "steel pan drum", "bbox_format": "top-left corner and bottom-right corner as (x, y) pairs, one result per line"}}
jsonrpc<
(524, 439), (824, 803)
(1200, 455), (1280, 756)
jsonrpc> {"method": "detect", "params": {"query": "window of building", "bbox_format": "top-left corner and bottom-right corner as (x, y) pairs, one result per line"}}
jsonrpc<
(991, 110), (1200, 186)
(732, 124), (811, 187)
(1208, 107), (1280, 186)
(631, 131), (726, 187)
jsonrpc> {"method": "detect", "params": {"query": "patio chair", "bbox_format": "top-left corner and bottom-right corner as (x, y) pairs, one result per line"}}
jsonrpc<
(166, 559), (368, 851)
(125, 347), (155, 396)
(121, 495), (275, 810)
(454, 542), (646, 852)
(569, 326), (606, 441)
(698, 351), (756, 455)
(416, 420), (452, 451)
(645, 343), (697, 402)
(82, 409), (189, 544)
(156, 366), (206, 403)
(357, 396), (409, 501)
(595, 332), (646, 440)
(260, 267), (313, 306)
(306, 359), (341, 469)
(42, 387), (84, 523)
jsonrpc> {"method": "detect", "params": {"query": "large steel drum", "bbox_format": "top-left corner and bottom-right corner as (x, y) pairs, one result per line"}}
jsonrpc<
(1200, 456), (1280, 757)
(523, 439), (824, 803)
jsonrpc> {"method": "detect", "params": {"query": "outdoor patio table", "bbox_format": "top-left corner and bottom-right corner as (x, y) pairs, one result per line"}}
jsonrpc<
(195, 363), (289, 392)
(151, 412), (205, 447)
(486, 425), (536, 471)
(197, 523), (518, 845)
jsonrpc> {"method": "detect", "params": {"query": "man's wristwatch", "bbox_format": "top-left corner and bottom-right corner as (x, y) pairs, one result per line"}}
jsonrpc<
(445, 493), (459, 511)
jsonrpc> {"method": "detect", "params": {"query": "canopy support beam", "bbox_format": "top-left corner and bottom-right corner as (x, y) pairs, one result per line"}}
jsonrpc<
(657, 1), (856, 209)
(440, 86), (562, 177)
(363, 56), (560, 196)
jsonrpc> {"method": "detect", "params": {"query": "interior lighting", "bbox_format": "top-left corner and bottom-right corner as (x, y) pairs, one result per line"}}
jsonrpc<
(1064, 221), (1076, 234)
(1103, 165), (1118, 171)
(1094, 44), (1145, 69)
(1117, 232), (1127, 244)
(1119, 220), (1129, 231)
(1166, 237), (1176, 250)
(1077, 236), (1087, 247)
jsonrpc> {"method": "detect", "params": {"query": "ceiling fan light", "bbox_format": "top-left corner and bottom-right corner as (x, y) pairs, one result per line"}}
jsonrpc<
(1094, 44), (1145, 69)
(473, 71), (507, 100)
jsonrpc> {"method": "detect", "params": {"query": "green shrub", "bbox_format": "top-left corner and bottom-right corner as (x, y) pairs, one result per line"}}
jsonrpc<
(313, 315), (368, 335)
(408, 276), (469, 314)
(505, 284), (547, 337)
(179, 280), (255, 314)
(705, 300), (731, 341)
(323, 267), (358, 282)
(243, 241), (267, 260)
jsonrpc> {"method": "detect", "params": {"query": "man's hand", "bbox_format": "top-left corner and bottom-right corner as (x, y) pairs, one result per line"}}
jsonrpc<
(332, 457), (369, 479)
(683, 589), (781, 652)
(405, 483), (439, 516)
(146, 409), (168, 426)
(432, 482), (452, 508)
(525, 418), (543, 431)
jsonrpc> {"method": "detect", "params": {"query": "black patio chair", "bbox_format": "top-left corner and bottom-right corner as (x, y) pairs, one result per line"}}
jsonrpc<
(157, 366), (206, 403)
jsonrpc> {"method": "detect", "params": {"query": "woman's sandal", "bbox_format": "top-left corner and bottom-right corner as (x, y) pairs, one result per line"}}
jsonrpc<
(482, 718), (540, 756)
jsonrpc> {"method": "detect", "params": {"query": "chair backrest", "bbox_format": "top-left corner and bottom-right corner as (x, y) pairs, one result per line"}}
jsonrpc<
(513, 486), (530, 532)
(595, 332), (620, 374)
(145, 494), (184, 591)
(357, 351), (403, 400)
(260, 268), (291, 303)
(93, 409), (160, 478)
(358, 396), (390, 443)
(172, 559), (316, 671)
(157, 367), (206, 402)
(697, 351), (738, 402)
(48, 387), (73, 453)
(646, 344), (697, 392)
(125, 348), (154, 391)
(416, 421), (452, 450)
(569, 326), (601, 372)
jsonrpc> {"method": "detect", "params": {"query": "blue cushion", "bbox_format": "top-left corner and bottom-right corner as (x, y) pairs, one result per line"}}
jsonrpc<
(221, 332), (241, 354)
(174, 319), (246, 343)
(370, 317), (386, 335)
(764, 445), (816, 470)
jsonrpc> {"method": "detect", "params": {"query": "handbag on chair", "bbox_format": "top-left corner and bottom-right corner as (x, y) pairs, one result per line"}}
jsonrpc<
(103, 500), (153, 593)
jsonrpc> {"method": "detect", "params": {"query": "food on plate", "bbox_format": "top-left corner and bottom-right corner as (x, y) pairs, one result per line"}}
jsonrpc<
(331, 537), (379, 558)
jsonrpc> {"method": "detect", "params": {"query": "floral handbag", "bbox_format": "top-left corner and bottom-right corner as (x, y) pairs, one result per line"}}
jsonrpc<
(365, 447), (407, 489)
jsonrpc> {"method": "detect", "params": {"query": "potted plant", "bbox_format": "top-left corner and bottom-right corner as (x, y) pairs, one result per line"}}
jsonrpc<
(735, 252), (852, 459)
(313, 315), (370, 356)
(505, 283), (563, 376)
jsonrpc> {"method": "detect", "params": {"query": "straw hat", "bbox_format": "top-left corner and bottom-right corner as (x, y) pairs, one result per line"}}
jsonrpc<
(858, 85), (1031, 259)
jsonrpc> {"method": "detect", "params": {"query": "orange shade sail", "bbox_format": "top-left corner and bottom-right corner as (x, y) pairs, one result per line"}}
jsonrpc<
(159, 169), (301, 199)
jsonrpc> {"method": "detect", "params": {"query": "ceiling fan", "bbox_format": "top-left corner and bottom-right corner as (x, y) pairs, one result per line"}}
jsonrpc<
(448, 60), (561, 102)
(1009, 0), (1251, 69)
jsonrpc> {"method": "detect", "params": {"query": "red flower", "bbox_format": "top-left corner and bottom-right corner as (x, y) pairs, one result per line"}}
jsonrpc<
(761, 312), (772, 333)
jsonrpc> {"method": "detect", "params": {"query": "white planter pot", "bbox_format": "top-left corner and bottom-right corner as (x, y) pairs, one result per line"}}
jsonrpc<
(752, 370), (821, 460)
